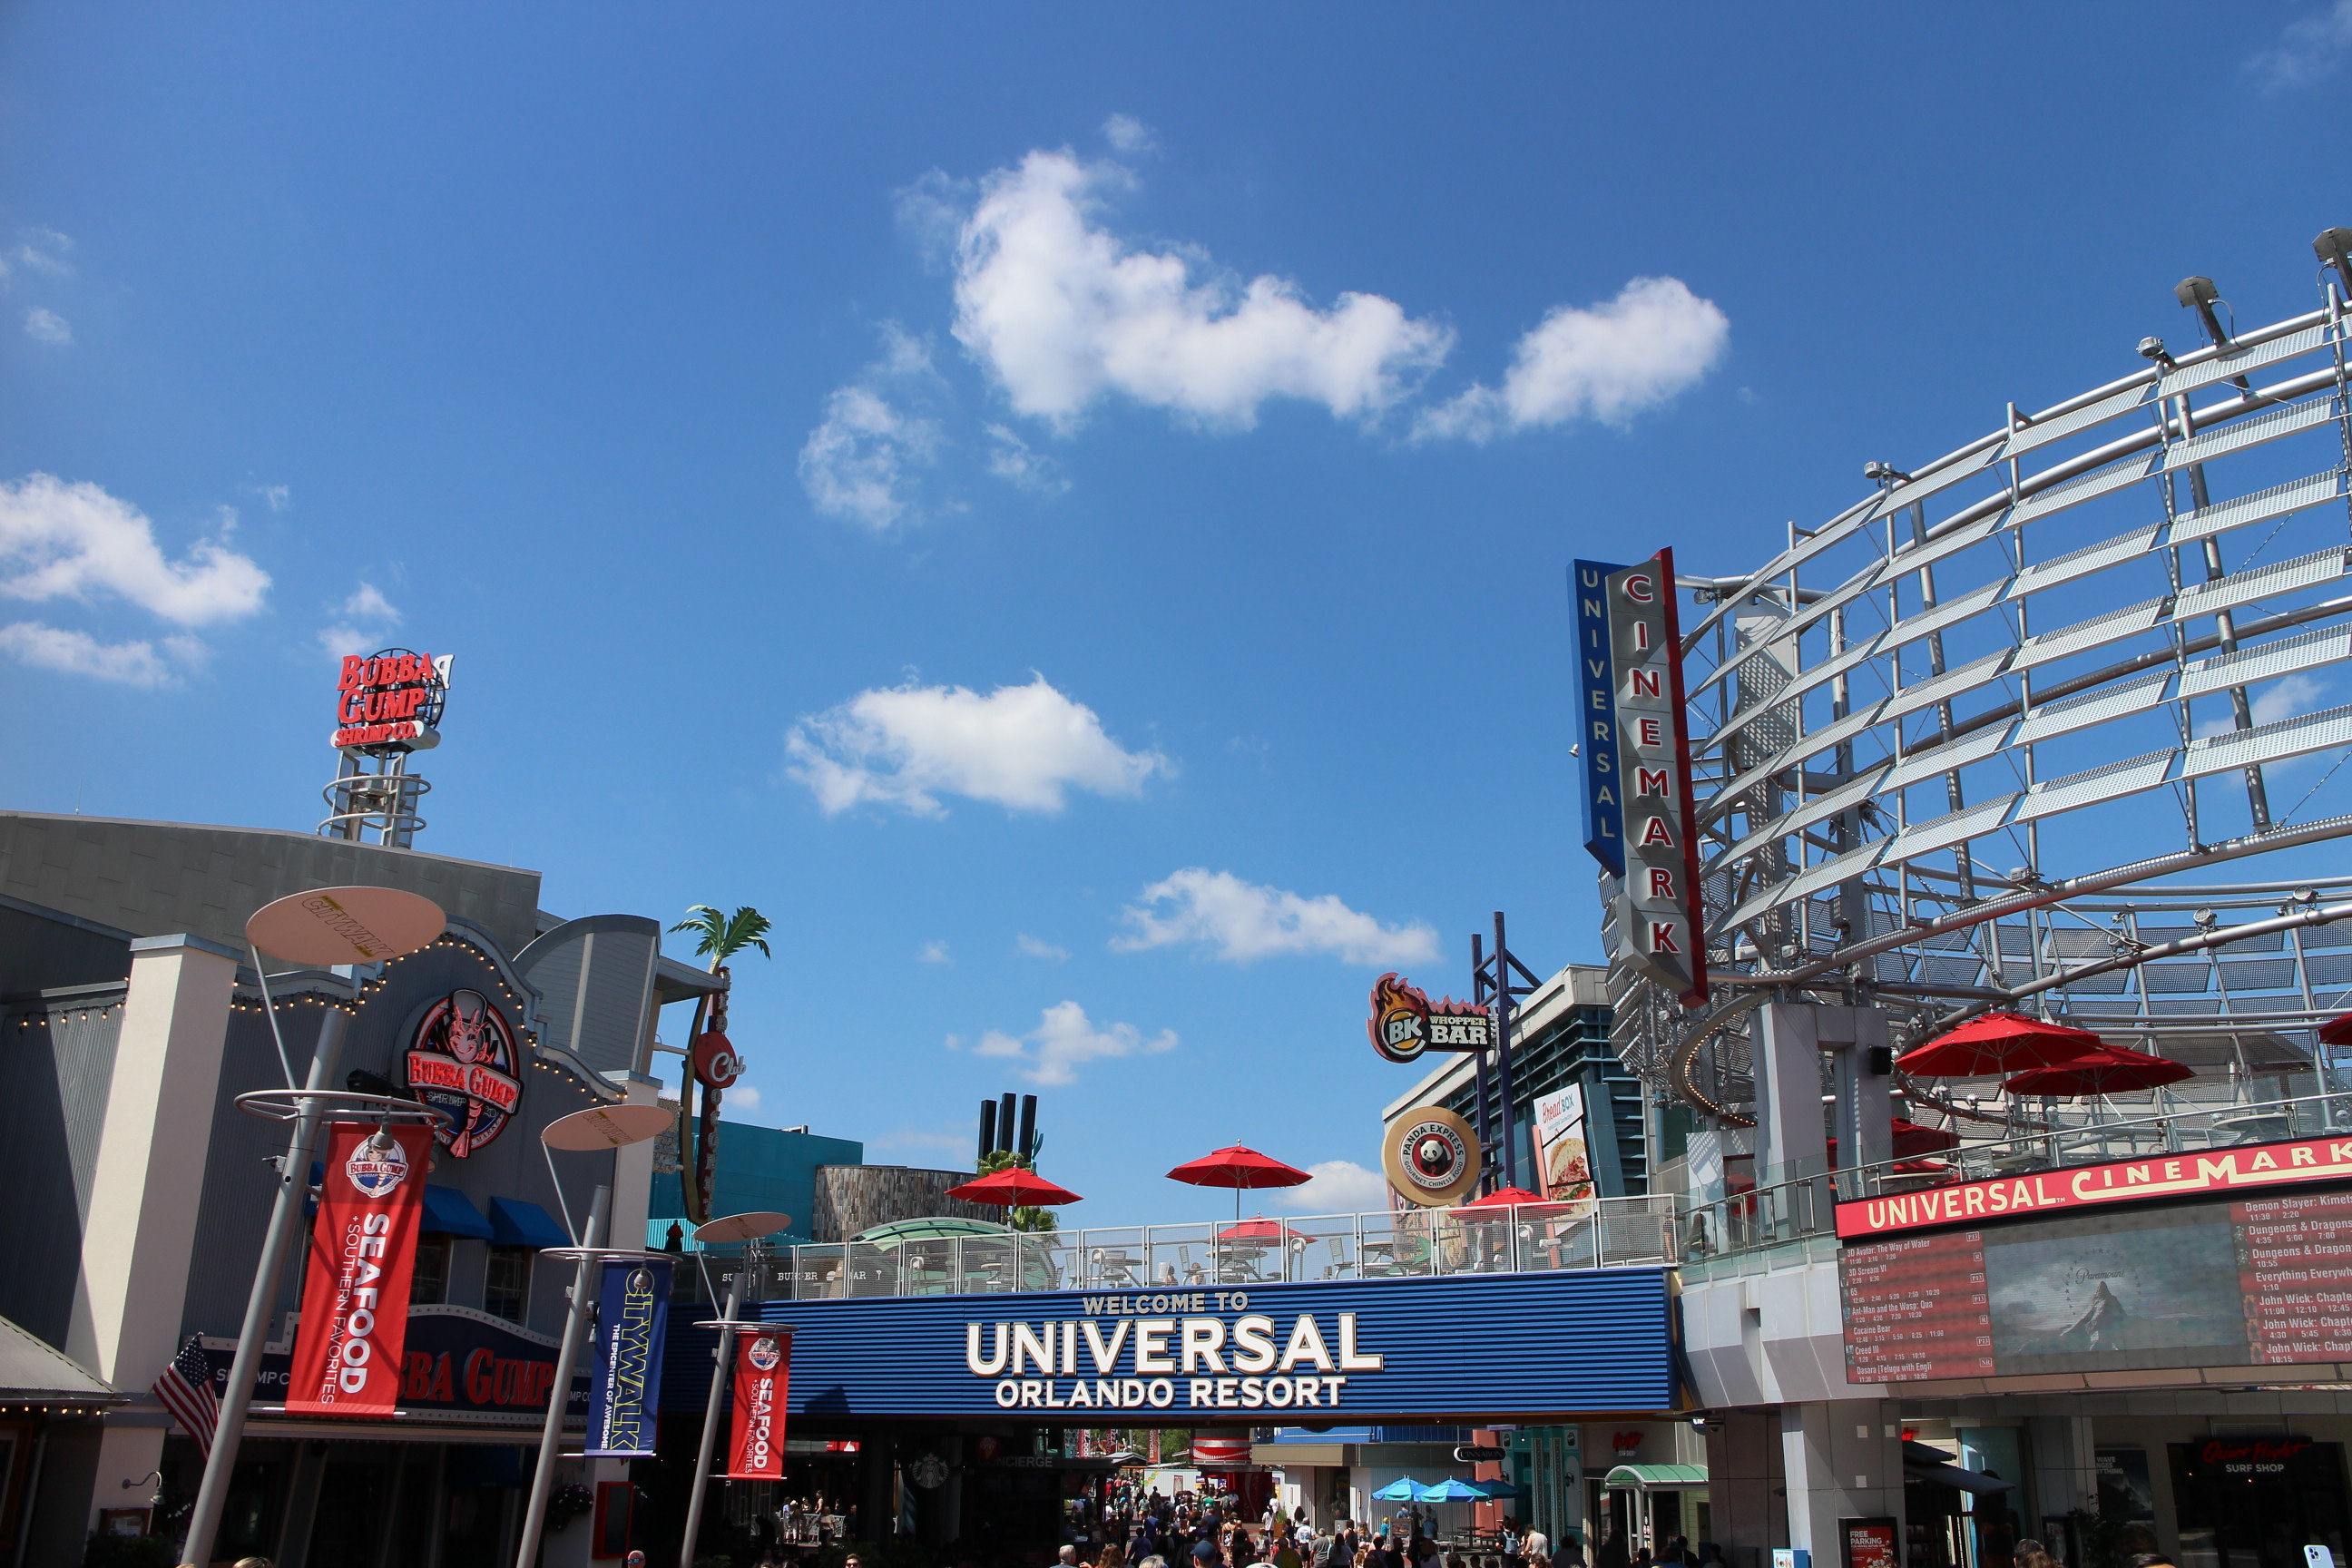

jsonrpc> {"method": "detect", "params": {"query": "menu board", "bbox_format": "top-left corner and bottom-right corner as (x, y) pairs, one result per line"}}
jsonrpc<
(1840, 1230), (1994, 1382)
(2236, 1192), (2352, 1363)
(1841, 1187), (2352, 1382)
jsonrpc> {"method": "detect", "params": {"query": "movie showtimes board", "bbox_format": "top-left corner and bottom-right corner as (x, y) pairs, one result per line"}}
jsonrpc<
(1840, 1188), (2352, 1382)
(1840, 1230), (1994, 1382)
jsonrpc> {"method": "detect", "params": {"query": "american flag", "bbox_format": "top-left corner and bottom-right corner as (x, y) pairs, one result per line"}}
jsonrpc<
(152, 1336), (220, 1457)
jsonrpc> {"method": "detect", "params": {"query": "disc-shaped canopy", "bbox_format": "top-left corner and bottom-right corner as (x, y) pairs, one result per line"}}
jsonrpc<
(1166, 1145), (1311, 1190)
(1896, 1011), (2102, 1076)
(2003, 1044), (2194, 1096)
(2319, 1011), (2352, 1048)
(943, 1167), (1084, 1207)
(246, 886), (446, 965)
(694, 1210), (793, 1244)
(1215, 1218), (1310, 1242)
(543, 1102), (672, 1150)
(1370, 1477), (1430, 1501)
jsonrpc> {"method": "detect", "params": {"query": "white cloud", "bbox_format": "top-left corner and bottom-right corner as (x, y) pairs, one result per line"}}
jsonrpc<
(0, 473), (269, 625)
(726, 1083), (764, 1112)
(1102, 114), (1158, 155)
(3, 228), (73, 281)
(0, 622), (201, 687)
(920, 939), (954, 965)
(951, 149), (1452, 430)
(786, 673), (1166, 817)
(24, 308), (70, 346)
(972, 999), (1176, 1086)
(798, 325), (946, 534)
(318, 580), (402, 660)
(2199, 675), (2327, 738)
(1016, 934), (1069, 961)
(1275, 1160), (1391, 1214)
(1114, 867), (1439, 965)
(1417, 277), (1729, 441)
(259, 484), (292, 514)
(2249, 0), (2352, 90)
(984, 424), (1069, 495)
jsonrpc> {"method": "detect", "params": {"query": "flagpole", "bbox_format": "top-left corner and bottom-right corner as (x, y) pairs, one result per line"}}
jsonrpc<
(179, 1004), (349, 1568)
(678, 1265), (742, 1568)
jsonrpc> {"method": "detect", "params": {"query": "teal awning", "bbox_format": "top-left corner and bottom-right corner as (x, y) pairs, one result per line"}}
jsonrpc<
(1603, 1464), (1708, 1488)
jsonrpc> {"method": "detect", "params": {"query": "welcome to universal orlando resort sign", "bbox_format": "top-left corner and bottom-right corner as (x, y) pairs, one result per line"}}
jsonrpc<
(727, 1271), (1674, 1420)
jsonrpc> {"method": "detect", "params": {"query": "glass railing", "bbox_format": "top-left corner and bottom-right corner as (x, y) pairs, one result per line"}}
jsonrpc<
(1680, 1087), (2352, 1261)
(671, 1197), (1677, 1304)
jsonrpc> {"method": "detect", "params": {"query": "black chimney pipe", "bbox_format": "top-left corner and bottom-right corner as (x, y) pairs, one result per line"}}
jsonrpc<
(1016, 1094), (1037, 1161)
(978, 1100), (997, 1168)
(998, 1093), (1018, 1155)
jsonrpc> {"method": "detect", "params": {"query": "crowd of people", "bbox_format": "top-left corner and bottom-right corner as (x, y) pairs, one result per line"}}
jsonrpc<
(1066, 1489), (1585, 1568)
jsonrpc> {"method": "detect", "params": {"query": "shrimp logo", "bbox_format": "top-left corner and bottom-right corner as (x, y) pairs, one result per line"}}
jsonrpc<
(747, 1336), (781, 1372)
(342, 1136), (410, 1199)
(405, 988), (524, 1157)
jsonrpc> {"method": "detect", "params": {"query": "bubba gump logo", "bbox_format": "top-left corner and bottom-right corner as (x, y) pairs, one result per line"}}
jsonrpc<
(406, 989), (522, 1157)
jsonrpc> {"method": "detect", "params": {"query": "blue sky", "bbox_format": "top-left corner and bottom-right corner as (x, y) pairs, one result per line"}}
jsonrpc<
(4, 5), (2350, 1224)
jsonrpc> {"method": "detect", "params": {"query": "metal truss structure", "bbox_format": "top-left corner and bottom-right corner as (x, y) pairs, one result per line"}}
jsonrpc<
(1613, 236), (2352, 1126)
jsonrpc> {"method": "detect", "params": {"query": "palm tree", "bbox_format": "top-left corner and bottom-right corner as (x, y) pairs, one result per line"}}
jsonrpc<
(670, 905), (773, 971)
(667, 905), (773, 1224)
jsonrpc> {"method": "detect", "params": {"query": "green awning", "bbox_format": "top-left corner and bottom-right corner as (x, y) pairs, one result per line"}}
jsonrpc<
(1603, 1464), (1708, 1488)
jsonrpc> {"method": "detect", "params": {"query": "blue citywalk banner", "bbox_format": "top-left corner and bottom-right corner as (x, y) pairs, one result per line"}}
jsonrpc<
(585, 1258), (672, 1457)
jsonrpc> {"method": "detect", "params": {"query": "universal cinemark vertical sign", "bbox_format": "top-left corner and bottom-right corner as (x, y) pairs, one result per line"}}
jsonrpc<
(1574, 550), (1708, 1005)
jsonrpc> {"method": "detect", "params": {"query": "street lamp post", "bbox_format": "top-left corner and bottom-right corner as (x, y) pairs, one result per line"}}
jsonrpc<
(179, 886), (446, 1568)
(676, 1210), (791, 1568)
(513, 1102), (678, 1568)
(514, 1184), (610, 1568)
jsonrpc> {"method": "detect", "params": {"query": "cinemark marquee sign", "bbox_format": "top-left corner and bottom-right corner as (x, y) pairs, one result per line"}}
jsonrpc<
(1574, 550), (1707, 1005)
(1836, 1134), (2352, 1240)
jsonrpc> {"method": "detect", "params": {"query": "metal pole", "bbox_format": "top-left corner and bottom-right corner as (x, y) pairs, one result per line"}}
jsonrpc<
(1494, 913), (1520, 1191)
(180, 1003), (350, 1568)
(514, 1184), (610, 1568)
(679, 1267), (744, 1568)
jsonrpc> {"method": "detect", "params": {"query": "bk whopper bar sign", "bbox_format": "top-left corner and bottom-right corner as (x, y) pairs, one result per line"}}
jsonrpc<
(1574, 550), (1707, 1006)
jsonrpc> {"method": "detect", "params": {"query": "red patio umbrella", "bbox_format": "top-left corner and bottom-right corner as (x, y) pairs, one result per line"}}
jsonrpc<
(943, 1167), (1084, 1207)
(1828, 1118), (1963, 1167)
(1455, 1186), (1551, 1210)
(2003, 1044), (2194, 1097)
(1215, 1218), (1310, 1243)
(1168, 1143), (1311, 1226)
(2319, 1012), (2352, 1048)
(1896, 1011), (2103, 1076)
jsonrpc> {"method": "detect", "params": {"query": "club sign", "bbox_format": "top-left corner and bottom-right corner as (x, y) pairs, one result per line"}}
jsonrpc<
(1573, 550), (1708, 1006)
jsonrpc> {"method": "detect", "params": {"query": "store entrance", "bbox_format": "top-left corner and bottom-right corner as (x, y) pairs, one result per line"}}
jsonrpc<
(2169, 1439), (2352, 1568)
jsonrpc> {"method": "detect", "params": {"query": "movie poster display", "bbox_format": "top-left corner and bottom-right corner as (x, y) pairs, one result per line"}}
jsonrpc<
(1841, 1188), (2352, 1382)
(287, 1122), (434, 1416)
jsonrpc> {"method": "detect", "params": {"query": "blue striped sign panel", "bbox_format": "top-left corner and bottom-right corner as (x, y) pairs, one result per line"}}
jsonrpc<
(663, 1269), (1672, 1422)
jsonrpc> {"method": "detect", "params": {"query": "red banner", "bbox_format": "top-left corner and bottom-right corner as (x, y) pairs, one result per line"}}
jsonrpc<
(1835, 1133), (2352, 1240)
(728, 1330), (789, 1479)
(287, 1122), (432, 1416)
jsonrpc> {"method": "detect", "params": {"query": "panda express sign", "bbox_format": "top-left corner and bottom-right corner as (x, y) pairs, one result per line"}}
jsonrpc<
(1574, 551), (1707, 1006)
(728, 1269), (1673, 1419)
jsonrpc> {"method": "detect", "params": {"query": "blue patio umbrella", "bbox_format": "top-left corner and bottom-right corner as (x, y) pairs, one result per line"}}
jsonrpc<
(1465, 1479), (1528, 1499)
(1371, 1478), (1429, 1501)
(1419, 1479), (1486, 1501)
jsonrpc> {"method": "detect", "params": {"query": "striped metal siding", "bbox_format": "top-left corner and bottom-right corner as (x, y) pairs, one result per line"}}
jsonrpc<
(662, 1268), (1671, 1421)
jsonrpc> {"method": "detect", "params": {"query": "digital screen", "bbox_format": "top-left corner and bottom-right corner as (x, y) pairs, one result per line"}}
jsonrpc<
(1840, 1187), (2352, 1381)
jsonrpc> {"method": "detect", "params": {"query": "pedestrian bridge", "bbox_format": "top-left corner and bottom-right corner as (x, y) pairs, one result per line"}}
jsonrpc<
(671, 1197), (1677, 1305)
